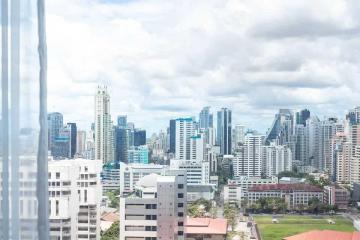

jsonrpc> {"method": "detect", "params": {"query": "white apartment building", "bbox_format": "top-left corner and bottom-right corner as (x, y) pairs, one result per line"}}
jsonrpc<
(94, 86), (114, 163)
(120, 173), (187, 240)
(119, 162), (169, 195)
(224, 183), (242, 206)
(233, 124), (245, 148)
(170, 159), (210, 185)
(232, 133), (264, 178)
(175, 117), (195, 160)
(48, 159), (102, 240)
(262, 143), (292, 177)
(190, 134), (205, 161)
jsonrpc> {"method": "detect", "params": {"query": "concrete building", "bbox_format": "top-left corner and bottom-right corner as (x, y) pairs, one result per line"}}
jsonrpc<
(76, 130), (87, 157)
(101, 161), (120, 192)
(232, 132), (264, 178)
(120, 173), (187, 240)
(48, 159), (102, 240)
(224, 182), (242, 206)
(119, 163), (169, 195)
(331, 133), (351, 183)
(175, 117), (195, 160)
(199, 106), (213, 130)
(170, 159), (210, 185)
(323, 185), (349, 210)
(226, 176), (278, 201)
(190, 134), (206, 161)
(48, 112), (64, 153)
(94, 86), (114, 163)
(248, 184), (323, 210)
(351, 146), (360, 183)
(262, 143), (292, 177)
(233, 124), (245, 149)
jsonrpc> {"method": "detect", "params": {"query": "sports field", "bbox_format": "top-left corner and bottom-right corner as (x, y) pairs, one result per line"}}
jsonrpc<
(254, 215), (355, 240)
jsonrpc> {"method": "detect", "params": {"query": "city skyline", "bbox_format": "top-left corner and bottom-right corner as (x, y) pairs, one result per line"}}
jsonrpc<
(46, 0), (360, 134)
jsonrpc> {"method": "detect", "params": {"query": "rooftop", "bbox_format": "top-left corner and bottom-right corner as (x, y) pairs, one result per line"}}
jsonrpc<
(283, 230), (360, 240)
(249, 183), (322, 192)
(186, 218), (227, 235)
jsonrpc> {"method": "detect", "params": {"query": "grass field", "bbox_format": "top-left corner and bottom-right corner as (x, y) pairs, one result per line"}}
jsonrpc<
(254, 215), (355, 240)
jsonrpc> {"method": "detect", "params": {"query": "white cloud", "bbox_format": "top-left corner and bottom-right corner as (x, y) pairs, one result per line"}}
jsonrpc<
(47, 0), (360, 133)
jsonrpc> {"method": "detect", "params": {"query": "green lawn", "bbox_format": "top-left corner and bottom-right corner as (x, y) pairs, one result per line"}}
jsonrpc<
(254, 215), (355, 240)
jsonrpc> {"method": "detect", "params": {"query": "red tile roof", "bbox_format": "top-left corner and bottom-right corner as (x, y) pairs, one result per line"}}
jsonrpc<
(283, 230), (360, 240)
(249, 184), (322, 192)
(186, 218), (227, 235)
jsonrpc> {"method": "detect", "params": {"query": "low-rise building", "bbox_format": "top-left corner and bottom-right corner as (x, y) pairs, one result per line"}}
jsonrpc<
(185, 217), (227, 240)
(323, 185), (350, 210)
(224, 182), (242, 206)
(248, 184), (323, 209)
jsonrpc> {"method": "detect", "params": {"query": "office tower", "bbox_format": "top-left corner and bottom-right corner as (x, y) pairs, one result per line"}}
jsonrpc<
(199, 106), (213, 129)
(233, 124), (245, 148)
(48, 159), (102, 240)
(170, 159), (210, 185)
(128, 145), (149, 164)
(190, 134), (205, 161)
(175, 117), (195, 160)
(331, 133), (351, 183)
(52, 125), (71, 159)
(262, 143), (292, 177)
(101, 161), (121, 192)
(94, 86), (114, 163)
(205, 127), (216, 146)
(120, 173), (187, 240)
(76, 130), (87, 157)
(169, 119), (176, 153)
(296, 109), (310, 126)
(117, 115), (127, 128)
(217, 108), (232, 155)
(134, 129), (146, 146)
(265, 109), (294, 145)
(294, 124), (307, 164)
(115, 127), (128, 163)
(232, 132), (264, 178)
(48, 112), (64, 152)
(67, 122), (77, 158)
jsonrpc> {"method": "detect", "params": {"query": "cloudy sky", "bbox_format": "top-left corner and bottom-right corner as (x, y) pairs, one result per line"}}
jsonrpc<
(47, 0), (360, 134)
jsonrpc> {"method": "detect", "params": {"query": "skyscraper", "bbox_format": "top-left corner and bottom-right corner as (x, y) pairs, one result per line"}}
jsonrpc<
(48, 112), (63, 152)
(117, 115), (127, 128)
(217, 108), (232, 155)
(199, 106), (213, 130)
(296, 109), (310, 126)
(169, 119), (176, 153)
(233, 124), (245, 148)
(115, 127), (128, 163)
(67, 123), (77, 158)
(175, 117), (195, 160)
(265, 109), (294, 145)
(134, 129), (146, 146)
(76, 130), (87, 157)
(94, 86), (114, 163)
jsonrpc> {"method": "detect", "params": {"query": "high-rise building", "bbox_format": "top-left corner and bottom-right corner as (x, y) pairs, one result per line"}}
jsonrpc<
(134, 129), (146, 146)
(120, 173), (187, 240)
(52, 125), (71, 159)
(48, 159), (102, 240)
(199, 106), (213, 130)
(294, 124), (307, 164)
(169, 119), (176, 154)
(233, 124), (245, 148)
(48, 112), (64, 152)
(76, 130), (87, 157)
(331, 133), (351, 183)
(190, 134), (205, 161)
(117, 115), (127, 128)
(265, 109), (294, 146)
(170, 159), (210, 185)
(262, 143), (292, 177)
(232, 132), (264, 178)
(67, 122), (77, 158)
(351, 146), (360, 183)
(217, 108), (232, 155)
(128, 145), (149, 164)
(296, 109), (310, 126)
(94, 86), (114, 163)
(175, 118), (195, 160)
(115, 127), (128, 163)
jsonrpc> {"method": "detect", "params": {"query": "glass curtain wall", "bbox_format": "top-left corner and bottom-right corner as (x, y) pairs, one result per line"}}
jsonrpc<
(0, 0), (48, 239)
